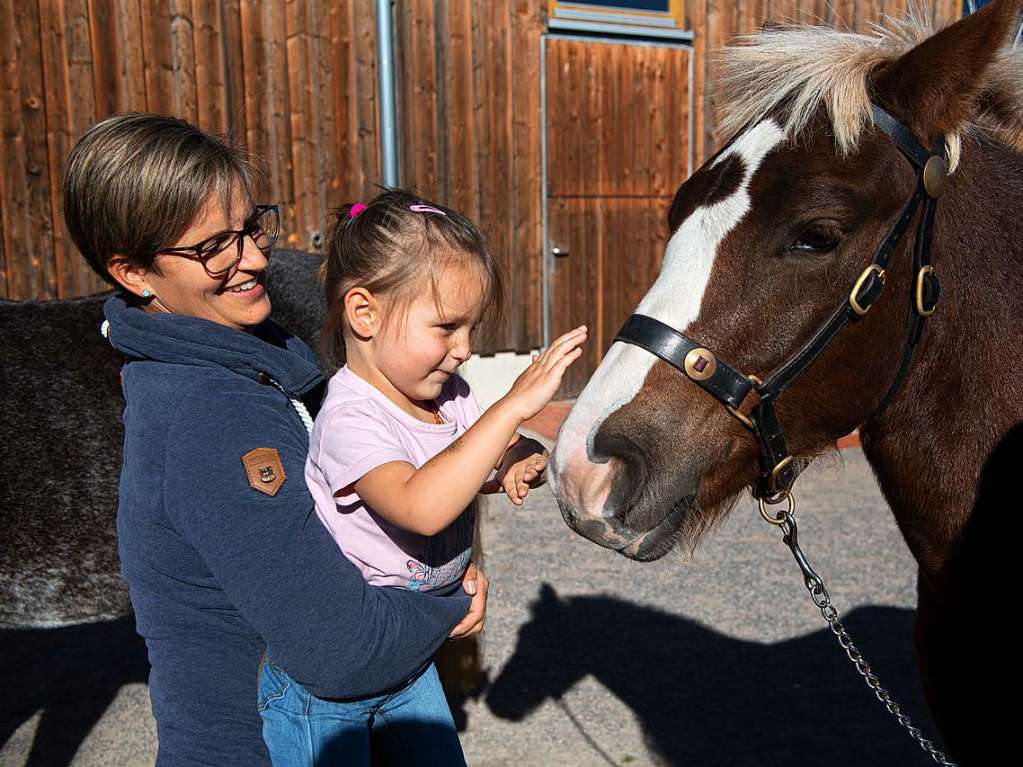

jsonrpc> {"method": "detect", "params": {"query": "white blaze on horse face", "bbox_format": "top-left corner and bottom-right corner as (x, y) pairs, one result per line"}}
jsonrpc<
(550, 119), (786, 519)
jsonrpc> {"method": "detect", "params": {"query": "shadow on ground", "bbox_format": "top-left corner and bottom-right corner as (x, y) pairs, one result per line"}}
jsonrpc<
(0, 589), (941, 766)
(486, 585), (940, 766)
(0, 617), (149, 767)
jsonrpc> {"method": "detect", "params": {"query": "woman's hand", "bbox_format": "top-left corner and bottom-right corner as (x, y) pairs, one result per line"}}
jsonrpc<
(500, 326), (587, 422)
(449, 562), (489, 639)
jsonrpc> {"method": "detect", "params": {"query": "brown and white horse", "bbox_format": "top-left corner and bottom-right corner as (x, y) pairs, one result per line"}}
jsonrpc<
(549, 2), (1022, 762)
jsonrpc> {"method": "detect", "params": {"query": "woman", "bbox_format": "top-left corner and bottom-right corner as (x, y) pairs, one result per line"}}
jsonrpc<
(62, 112), (487, 765)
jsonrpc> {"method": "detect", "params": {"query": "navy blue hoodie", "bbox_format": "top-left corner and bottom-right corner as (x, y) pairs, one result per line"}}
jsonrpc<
(104, 296), (469, 766)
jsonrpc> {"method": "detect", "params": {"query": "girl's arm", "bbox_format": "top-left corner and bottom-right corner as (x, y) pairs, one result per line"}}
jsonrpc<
(354, 326), (586, 536)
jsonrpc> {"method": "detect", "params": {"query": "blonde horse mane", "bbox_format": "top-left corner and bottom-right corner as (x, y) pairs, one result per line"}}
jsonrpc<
(716, 7), (1023, 170)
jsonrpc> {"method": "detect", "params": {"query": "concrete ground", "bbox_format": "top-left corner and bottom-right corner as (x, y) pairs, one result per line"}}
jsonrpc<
(1, 447), (940, 766)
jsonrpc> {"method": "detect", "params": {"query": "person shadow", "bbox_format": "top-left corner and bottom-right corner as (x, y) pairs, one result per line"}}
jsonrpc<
(0, 617), (150, 767)
(486, 584), (942, 766)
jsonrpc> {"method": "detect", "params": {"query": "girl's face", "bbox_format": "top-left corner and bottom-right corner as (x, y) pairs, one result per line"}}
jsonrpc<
(142, 190), (272, 331)
(376, 263), (485, 403)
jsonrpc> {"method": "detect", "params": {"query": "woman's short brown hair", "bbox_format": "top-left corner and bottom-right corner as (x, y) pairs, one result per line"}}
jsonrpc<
(63, 112), (261, 286)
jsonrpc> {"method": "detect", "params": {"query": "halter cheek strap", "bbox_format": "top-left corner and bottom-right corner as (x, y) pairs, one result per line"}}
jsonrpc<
(614, 104), (946, 500)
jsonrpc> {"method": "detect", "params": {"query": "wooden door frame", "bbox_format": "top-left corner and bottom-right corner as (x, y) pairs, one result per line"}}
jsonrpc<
(540, 32), (695, 350)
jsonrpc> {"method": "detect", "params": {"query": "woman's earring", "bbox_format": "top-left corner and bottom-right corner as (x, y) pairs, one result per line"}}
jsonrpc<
(142, 289), (152, 298)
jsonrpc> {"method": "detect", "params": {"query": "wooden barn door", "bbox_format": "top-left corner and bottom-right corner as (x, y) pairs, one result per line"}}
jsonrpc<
(544, 37), (690, 395)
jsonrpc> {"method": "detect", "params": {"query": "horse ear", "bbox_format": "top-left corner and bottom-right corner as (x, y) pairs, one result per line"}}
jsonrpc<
(538, 583), (560, 605)
(872, 0), (1021, 142)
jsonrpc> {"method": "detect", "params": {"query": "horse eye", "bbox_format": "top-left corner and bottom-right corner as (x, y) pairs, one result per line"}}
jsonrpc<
(790, 223), (842, 254)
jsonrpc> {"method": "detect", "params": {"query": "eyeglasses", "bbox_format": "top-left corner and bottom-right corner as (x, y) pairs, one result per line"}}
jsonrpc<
(154, 204), (280, 279)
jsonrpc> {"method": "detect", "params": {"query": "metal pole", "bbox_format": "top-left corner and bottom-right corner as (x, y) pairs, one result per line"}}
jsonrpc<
(375, 0), (399, 187)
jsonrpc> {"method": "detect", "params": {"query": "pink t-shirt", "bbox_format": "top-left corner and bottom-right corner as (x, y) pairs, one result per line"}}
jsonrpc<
(305, 366), (482, 591)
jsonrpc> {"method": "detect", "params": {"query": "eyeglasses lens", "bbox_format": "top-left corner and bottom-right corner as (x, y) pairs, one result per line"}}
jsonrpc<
(202, 234), (240, 275)
(204, 208), (279, 276)
(251, 207), (280, 251)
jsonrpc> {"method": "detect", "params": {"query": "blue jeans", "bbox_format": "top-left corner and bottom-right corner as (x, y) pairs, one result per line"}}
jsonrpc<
(258, 653), (466, 766)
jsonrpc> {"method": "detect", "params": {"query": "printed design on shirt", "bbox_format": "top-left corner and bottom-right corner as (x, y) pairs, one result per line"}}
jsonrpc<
(406, 503), (475, 591)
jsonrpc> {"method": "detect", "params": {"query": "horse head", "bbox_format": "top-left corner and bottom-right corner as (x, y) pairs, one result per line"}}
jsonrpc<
(550, 2), (1023, 561)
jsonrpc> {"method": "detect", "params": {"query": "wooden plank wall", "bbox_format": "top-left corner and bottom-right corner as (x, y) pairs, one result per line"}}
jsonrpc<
(1, 0), (963, 339)
(0, 0), (381, 302)
(395, 0), (546, 354)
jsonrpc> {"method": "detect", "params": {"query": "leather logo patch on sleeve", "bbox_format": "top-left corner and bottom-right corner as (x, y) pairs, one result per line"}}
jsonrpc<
(242, 448), (286, 497)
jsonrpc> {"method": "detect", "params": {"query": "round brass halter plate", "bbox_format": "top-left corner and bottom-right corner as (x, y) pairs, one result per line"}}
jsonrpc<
(923, 155), (947, 198)
(683, 348), (717, 381)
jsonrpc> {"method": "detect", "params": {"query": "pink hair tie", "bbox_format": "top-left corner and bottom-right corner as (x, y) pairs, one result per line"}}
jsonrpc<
(349, 202), (368, 218)
(410, 204), (446, 216)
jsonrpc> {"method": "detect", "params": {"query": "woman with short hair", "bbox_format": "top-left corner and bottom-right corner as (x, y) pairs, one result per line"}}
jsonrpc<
(63, 112), (487, 765)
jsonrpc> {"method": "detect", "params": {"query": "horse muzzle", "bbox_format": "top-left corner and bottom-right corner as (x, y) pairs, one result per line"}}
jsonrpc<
(550, 443), (692, 561)
(558, 497), (690, 561)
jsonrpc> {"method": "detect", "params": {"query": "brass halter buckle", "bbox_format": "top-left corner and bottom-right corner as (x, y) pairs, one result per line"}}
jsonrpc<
(915, 265), (938, 317)
(725, 375), (762, 430)
(849, 264), (886, 317)
(767, 455), (794, 495)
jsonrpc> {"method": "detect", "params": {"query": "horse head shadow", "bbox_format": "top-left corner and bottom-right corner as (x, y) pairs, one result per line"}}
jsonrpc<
(486, 584), (938, 766)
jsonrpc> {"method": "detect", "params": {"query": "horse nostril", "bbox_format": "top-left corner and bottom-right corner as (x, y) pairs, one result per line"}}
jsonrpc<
(590, 412), (646, 470)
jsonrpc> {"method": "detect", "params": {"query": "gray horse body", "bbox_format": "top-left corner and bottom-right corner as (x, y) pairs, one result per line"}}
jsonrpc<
(0, 250), (326, 628)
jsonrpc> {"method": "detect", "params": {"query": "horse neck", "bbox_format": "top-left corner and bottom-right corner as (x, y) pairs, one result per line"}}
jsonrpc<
(860, 134), (1023, 582)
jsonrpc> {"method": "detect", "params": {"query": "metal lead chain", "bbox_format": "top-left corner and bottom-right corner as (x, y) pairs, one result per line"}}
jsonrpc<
(764, 505), (957, 766)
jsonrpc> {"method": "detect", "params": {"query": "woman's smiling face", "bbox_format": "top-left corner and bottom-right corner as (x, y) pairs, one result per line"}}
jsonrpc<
(141, 190), (273, 331)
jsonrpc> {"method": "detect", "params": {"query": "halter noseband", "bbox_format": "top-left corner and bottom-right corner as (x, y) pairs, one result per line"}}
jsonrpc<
(614, 105), (946, 500)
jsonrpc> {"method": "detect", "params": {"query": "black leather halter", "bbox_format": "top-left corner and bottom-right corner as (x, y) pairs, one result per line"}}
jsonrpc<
(614, 105), (946, 500)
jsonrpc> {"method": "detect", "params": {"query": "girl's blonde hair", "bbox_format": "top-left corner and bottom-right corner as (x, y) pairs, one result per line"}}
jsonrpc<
(320, 189), (504, 369)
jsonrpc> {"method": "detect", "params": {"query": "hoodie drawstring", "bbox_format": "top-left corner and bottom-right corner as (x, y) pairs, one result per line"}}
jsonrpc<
(269, 377), (314, 435)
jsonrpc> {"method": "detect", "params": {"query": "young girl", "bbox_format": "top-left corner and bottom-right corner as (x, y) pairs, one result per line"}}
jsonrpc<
(258, 188), (586, 765)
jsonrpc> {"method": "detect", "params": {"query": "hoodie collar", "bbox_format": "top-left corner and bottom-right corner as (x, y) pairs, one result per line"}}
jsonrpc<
(103, 295), (323, 397)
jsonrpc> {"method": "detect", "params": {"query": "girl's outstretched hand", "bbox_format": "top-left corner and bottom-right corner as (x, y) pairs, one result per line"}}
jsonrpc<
(501, 326), (587, 422)
(482, 437), (549, 504)
(501, 451), (547, 505)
